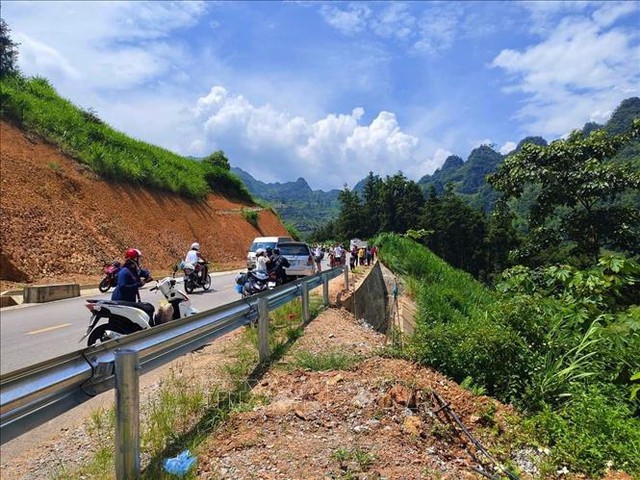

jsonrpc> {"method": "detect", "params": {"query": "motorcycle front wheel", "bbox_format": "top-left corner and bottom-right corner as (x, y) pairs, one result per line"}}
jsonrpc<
(202, 274), (212, 291)
(87, 324), (127, 346)
(98, 276), (111, 293)
(184, 278), (195, 294)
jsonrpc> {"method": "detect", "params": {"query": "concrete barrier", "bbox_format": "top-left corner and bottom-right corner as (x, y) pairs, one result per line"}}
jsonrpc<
(0, 295), (18, 308)
(23, 284), (80, 303)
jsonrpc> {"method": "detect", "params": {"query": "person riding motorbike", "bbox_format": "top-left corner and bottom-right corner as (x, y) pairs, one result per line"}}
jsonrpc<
(111, 248), (152, 302)
(184, 242), (208, 283)
(267, 247), (290, 285)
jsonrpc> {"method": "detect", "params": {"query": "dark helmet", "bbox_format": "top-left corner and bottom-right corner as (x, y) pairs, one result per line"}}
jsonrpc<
(266, 247), (273, 255)
(273, 248), (280, 255)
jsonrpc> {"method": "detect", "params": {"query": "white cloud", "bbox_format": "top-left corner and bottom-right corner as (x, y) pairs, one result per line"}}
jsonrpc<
(473, 138), (493, 149)
(14, 33), (82, 80)
(369, 3), (415, 41)
(319, 4), (370, 35)
(492, 7), (640, 137)
(499, 141), (517, 155)
(5, 2), (206, 91)
(193, 86), (422, 189)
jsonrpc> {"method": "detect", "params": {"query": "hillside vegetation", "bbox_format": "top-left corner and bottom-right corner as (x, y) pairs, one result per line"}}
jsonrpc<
(378, 233), (640, 478)
(0, 74), (251, 201)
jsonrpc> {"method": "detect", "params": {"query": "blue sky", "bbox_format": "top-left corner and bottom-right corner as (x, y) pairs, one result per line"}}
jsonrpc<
(3, 1), (639, 190)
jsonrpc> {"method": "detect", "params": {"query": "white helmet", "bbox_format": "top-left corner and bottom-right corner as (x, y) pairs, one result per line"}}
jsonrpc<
(191, 242), (200, 250)
(256, 248), (265, 256)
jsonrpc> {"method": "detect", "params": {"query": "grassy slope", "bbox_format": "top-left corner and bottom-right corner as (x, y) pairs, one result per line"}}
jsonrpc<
(0, 74), (250, 201)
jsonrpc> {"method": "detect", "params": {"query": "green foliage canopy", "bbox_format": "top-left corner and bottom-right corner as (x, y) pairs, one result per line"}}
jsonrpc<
(490, 121), (640, 263)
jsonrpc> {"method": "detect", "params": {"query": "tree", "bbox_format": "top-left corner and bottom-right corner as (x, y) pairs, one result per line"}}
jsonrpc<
(490, 120), (640, 264)
(361, 172), (382, 237)
(336, 186), (364, 241)
(379, 173), (425, 234)
(203, 150), (231, 171)
(420, 185), (487, 276)
(0, 19), (20, 78)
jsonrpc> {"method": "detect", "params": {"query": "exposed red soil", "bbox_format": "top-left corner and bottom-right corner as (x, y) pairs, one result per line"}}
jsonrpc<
(0, 120), (288, 289)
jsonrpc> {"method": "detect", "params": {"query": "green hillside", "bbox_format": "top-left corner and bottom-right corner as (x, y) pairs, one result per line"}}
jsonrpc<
(378, 232), (640, 478)
(0, 74), (252, 202)
(232, 167), (340, 237)
(417, 97), (640, 212)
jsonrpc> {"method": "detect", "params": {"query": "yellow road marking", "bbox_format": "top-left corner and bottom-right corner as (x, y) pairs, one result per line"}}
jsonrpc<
(27, 323), (72, 335)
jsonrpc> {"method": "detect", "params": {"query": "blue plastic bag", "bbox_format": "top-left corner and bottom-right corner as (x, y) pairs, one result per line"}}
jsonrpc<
(163, 450), (196, 477)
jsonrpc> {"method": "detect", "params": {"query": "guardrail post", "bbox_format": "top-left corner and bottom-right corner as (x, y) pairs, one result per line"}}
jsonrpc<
(258, 297), (270, 363)
(322, 274), (329, 306)
(343, 266), (349, 290)
(301, 282), (310, 323)
(114, 349), (140, 480)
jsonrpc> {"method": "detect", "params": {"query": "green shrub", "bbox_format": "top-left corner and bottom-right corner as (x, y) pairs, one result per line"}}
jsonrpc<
(241, 208), (259, 228)
(526, 387), (640, 477)
(292, 349), (361, 371)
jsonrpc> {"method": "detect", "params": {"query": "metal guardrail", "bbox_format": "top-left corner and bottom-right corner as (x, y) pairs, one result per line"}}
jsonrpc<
(0, 267), (345, 444)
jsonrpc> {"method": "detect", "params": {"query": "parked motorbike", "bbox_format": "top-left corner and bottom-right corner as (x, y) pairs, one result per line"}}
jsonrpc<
(180, 261), (211, 294)
(98, 261), (121, 293)
(235, 269), (274, 297)
(82, 276), (198, 346)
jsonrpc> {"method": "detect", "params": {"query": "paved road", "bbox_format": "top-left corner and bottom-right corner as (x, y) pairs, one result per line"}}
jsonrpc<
(0, 271), (242, 375)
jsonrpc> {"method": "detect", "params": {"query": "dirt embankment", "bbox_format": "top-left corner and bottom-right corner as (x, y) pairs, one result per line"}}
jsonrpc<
(0, 121), (288, 289)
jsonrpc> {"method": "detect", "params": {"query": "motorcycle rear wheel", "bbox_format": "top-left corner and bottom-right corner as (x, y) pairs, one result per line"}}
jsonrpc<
(98, 277), (111, 293)
(87, 324), (127, 346)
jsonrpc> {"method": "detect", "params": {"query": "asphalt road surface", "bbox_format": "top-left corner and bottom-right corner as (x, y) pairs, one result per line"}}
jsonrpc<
(0, 271), (242, 375)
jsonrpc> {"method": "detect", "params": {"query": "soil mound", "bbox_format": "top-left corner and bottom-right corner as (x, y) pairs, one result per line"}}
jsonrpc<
(0, 121), (287, 287)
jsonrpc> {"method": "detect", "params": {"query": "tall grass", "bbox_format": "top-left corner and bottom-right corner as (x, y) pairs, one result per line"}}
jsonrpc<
(376, 232), (640, 477)
(0, 74), (251, 201)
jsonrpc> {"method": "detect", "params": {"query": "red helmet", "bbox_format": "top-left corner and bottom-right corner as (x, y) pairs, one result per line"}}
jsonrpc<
(125, 248), (142, 261)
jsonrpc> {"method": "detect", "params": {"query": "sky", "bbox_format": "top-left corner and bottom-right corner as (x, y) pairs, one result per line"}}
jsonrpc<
(2, 1), (639, 190)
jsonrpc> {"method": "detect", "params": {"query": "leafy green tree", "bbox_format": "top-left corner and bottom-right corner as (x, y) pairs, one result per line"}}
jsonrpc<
(361, 172), (383, 237)
(336, 186), (364, 240)
(490, 121), (640, 264)
(203, 150), (231, 171)
(421, 185), (487, 276)
(379, 172), (425, 234)
(0, 19), (20, 78)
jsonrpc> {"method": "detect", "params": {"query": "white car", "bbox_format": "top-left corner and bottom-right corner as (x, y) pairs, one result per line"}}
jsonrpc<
(246, 236), (293, 268)
(277, 241), (315, 278)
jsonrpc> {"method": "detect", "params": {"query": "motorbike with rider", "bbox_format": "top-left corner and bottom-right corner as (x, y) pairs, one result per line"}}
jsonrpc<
(181, 242), (211, 293)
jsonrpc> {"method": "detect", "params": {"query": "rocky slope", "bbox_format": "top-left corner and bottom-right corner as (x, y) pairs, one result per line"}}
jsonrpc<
(0, 121), (288, 288)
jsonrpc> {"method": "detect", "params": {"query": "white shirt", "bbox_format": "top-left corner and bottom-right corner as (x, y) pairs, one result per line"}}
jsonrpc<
(256, 255), (268, 272)
(315, 246), (322, 257)
(185, 249), (199, 266)
(334, 246), (344, 258)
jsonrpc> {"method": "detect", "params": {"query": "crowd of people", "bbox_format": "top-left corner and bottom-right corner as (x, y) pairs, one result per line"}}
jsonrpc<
(313, 243), (378, 272)
(110, 239), (378, 304)
(254, 246), (290, 284)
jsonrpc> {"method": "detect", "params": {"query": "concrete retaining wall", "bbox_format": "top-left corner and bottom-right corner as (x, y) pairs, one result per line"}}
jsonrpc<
(344, 262), (389, 332)
(23, 284), (80, 303)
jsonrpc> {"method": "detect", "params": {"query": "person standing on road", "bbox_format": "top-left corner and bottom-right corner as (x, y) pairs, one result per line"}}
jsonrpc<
(314, 245), (323, 272)
(334, 244), (344, 266)
(112, 248), (152, 302)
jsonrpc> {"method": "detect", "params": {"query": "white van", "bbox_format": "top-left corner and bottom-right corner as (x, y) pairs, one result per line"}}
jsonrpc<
(246, 236), (293, 268)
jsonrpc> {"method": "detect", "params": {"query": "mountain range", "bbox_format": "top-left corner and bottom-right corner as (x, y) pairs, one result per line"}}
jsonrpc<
(234, 97), (640, 236)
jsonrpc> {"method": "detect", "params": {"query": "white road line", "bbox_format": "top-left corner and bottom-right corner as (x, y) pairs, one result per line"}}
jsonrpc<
(27, 323), (72, 335)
